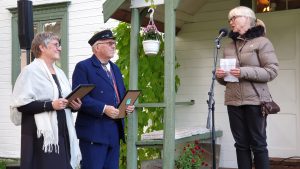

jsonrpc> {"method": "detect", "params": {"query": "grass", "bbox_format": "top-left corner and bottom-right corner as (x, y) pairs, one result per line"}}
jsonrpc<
(0, 158), (20, 169)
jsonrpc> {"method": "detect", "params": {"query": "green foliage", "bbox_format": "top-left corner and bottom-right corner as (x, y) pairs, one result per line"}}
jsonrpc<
(0, 160), (5, 169)
(113, 22), (180, 168)
(144, 0), (156, 9)
(142, 26), (161, 41)
(175, 141), (208, 169)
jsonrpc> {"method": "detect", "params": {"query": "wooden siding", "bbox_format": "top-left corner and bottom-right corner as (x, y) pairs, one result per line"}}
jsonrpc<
(175, 0), (300, 168)
(0, 0), (118, 158)
(1, 0), (299, 168)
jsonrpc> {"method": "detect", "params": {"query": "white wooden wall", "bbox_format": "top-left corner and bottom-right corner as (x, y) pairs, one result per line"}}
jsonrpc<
(258, 9), (300, 158)
(0, 0), (118, 158)
(1, 0), (299, 168)
(175, 0), (300, 168)
(0, 0), (17, 158)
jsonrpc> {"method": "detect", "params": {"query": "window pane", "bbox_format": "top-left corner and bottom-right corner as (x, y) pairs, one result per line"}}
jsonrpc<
(256, 0), (300, 13)
(33, 23), (38, 36)
(43, 21), (61, 36)
(42, 20), (62, 68)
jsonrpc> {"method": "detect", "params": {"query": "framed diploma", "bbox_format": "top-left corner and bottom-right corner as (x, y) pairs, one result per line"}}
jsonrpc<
(66, 84), (95, 102)
(117, 90), (141, 118)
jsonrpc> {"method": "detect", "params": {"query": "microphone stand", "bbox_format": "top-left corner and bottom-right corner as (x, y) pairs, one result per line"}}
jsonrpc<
(206, 38), (221, 169)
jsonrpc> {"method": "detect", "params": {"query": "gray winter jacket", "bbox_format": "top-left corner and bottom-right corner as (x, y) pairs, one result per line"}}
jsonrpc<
(217, 26), (279, 106)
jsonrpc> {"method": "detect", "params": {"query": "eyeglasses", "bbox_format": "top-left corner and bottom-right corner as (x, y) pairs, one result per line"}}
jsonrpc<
(228, 16), (242, 23)
(95, 41), (116, 46)
(49, 42), (61, 48)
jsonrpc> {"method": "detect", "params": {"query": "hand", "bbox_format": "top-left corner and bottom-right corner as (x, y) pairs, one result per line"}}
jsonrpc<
(69, 98), (82, 110)
(216, 68), (226, 78)
(52, 98), (68, 110)
(125, 105), (135, 115)
(230, 68), (241, 78)
(104, 105), (120, 119)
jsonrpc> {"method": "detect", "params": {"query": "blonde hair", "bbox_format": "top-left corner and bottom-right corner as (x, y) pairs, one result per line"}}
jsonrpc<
(256, 18), (267, 34)
(228, 6), (256, 26)
(31, 32), (60, 58)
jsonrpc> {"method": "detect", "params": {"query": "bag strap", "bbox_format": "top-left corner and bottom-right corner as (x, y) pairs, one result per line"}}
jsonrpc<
(234, 41), (262, 99)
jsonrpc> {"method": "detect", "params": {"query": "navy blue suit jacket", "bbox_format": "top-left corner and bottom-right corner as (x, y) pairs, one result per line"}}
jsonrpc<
(72, 55), (126, 145)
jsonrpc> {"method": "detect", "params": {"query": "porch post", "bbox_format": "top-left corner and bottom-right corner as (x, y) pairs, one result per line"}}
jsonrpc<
(163, 0), (176, 168)
(127, 7), (140, 169)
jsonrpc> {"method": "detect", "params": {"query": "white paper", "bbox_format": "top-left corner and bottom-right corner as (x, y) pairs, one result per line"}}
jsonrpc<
(220, 58), (239, 82)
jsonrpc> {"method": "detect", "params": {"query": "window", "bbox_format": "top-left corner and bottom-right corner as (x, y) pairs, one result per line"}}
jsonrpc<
(256, 0), (300, 13)
(8, 2), (70, 85)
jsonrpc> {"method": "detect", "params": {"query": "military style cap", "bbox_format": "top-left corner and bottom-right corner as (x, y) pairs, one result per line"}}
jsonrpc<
(88, 30), (115, 46)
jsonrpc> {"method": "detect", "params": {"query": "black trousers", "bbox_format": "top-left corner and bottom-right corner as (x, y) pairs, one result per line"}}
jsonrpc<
(227, 105), (270, 169)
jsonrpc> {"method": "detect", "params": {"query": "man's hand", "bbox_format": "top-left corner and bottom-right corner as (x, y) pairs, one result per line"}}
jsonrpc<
(125, 105), (135, 115)
(69, 98), (82, 111)
(104, 105), (120, 119)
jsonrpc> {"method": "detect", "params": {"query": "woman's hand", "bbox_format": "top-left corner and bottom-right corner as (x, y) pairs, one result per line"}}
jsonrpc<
(69, 98), (82, 111)
(230, 68), (241, 78)
(216, 68), (226, 78)
(52, 98), (69, 110)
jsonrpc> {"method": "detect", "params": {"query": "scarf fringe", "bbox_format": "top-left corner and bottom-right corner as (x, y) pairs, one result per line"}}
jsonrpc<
(37, 130), (59, 153)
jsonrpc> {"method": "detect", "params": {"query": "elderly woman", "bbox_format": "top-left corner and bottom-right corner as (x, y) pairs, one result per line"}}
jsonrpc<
(216, 6), (279, 169)
(10, 32), (81, 169)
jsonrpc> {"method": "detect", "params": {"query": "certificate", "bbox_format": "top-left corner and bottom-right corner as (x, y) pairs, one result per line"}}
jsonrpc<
(66, 84), (95, 102)
(117, 90), (141, 118)
(220, 58), (239, 82)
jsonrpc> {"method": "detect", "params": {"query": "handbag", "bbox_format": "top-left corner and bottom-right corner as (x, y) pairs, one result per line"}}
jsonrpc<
(261, 100), (280, 116)
(250, 82), (280, 117)
(234, 42), (280, 117)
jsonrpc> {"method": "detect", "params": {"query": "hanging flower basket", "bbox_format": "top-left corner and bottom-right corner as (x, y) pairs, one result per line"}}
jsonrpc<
(142, 8), (162, 56)
(142, 39), (160, 56)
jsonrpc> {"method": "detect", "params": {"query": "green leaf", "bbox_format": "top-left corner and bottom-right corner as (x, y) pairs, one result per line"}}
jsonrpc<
(113, 22), (180, 169)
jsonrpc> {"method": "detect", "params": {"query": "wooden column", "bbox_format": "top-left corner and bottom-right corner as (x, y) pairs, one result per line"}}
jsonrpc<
(127, 8), (140, 169)
(163, 0), (176, 168)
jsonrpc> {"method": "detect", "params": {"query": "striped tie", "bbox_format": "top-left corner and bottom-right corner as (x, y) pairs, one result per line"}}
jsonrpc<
(102, 64), (120, 105)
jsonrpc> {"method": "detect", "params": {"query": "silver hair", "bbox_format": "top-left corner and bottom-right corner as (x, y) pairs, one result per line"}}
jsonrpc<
(228, 6), (256, 26)
(31, 32), (60, 58)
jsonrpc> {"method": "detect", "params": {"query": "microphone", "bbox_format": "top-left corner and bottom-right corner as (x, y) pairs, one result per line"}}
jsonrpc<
(215, 28), (228, 42)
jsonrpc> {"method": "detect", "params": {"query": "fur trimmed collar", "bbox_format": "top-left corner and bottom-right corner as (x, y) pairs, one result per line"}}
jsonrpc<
(229, 25), (265, 41)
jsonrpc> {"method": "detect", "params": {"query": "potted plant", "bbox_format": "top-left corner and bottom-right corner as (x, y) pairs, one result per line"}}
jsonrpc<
(142, 8), (162, 56)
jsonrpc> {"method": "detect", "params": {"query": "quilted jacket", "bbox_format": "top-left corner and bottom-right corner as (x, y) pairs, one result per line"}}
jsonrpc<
(217, 25), (279, 106)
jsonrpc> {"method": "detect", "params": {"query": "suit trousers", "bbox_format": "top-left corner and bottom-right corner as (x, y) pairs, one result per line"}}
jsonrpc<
(227, 105), (270, 169)
(79, 140), (120, 169)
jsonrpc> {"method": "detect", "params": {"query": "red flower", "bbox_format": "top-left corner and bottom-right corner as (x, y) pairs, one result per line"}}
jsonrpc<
(175, 142), (206, 169)
(202, 162), (209, 166)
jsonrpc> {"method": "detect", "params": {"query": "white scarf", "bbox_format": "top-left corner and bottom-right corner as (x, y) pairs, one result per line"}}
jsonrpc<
(10, 58), (81, 169)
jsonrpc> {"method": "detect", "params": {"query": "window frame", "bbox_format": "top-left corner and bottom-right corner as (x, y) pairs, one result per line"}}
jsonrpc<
(8, 1), (70, 86)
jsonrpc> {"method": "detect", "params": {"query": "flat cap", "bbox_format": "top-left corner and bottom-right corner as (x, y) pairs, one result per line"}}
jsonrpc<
(88, 30), (115, 46)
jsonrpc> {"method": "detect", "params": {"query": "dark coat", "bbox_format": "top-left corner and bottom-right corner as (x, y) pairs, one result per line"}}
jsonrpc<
(72, 55), (126, 145)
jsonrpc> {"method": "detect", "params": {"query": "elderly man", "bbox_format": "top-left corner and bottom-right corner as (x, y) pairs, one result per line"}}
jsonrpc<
(72, 29), (135, 169)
